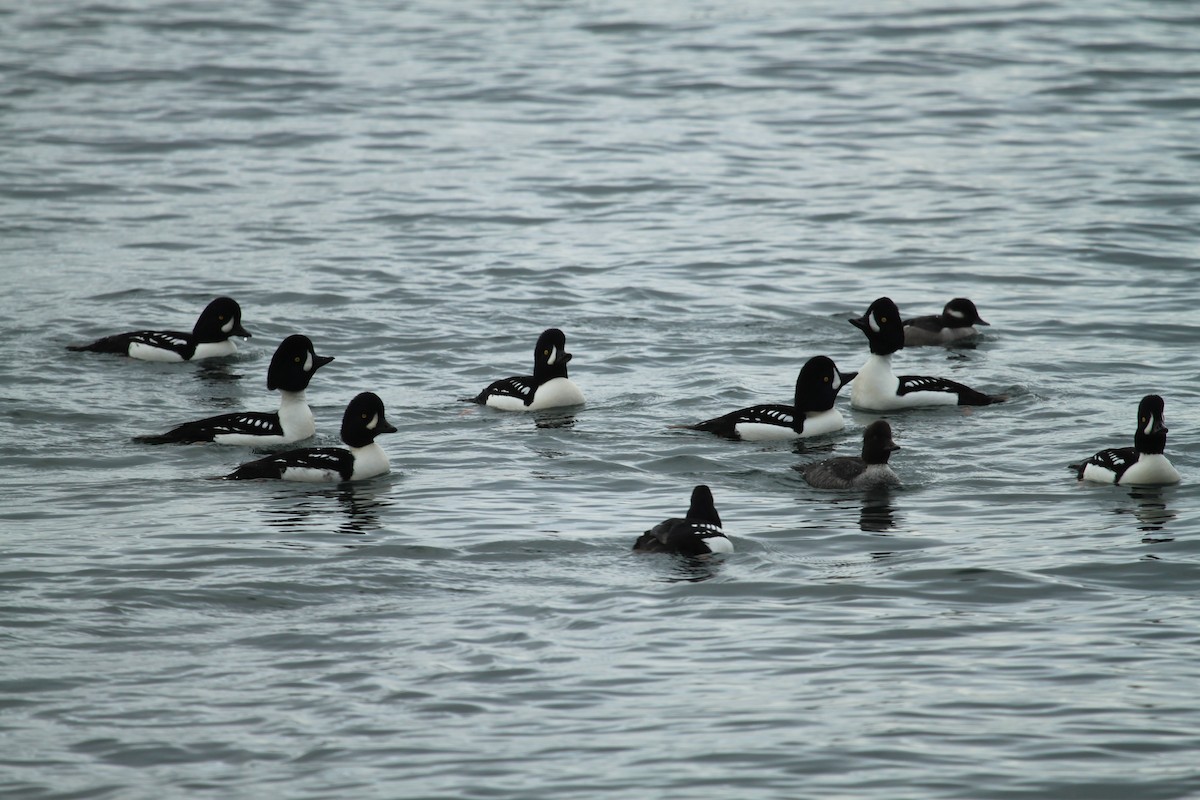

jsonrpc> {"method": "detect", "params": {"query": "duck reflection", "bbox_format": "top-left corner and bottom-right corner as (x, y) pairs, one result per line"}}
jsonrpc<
(1113, 486), (1176, 540)
(261, 482), (393, 536)
(858, 487), (898, 533)
(534, 411), (576, 429)
(194, 359), (244, 385)
(659, 555), (726, 584)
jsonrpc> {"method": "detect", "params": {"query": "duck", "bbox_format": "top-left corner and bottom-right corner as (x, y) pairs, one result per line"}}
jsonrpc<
(680, 356), (855, 441)
(135, 335), (334, 445)
(224, 392), (396, 482)
(1070, 395), (1180, 485)
(849, 297), (1006, 410)
(468, 328), (584, 411)
(67, 296), (250, 361)
(632, 485), (733, 556)
(903, 297), (990, 346)
(797, 419), (901, 490)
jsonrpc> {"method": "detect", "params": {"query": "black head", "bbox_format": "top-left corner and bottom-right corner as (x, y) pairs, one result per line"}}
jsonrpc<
(194, 296), (251, 342)
(532, 328), (572, 383)
(685, 484), (722, 527)
(341, 391), (398, 448)
(849, 297), (905, 355)
(794, 355), (856, 412)
(266, 334), (335, 392)
(943, 297), (989, 328)
(861, 420), (900, 465)
(1134, 394), (1168, 455)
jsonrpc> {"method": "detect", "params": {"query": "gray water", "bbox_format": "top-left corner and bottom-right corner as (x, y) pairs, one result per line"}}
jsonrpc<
(4, 1), (1200, 798)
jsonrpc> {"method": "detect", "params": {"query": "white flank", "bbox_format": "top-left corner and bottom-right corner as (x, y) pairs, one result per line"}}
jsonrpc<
(735, 422), (799, 442)
(703, 534), (734, 554)
(279, 466), (344, 483)
(1080, 463), (1119, 485)
(128, 342), (185, 362)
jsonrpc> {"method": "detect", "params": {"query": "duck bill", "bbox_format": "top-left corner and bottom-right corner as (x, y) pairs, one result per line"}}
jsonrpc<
(314, 354), (335, 370)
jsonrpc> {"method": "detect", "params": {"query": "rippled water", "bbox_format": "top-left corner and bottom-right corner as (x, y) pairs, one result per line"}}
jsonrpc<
(4, 1), (1200, 798)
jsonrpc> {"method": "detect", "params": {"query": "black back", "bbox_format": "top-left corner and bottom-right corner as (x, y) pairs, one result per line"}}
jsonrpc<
(134, 410), (284, 445)
(632, 485), (726, 555)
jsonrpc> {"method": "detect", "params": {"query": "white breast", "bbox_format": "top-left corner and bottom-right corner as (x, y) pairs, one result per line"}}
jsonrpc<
(277, 391), (316, 442)
(526, 377), (585, 411)
(1118, 454), (1180, 486)
(349, 443), (391, 481)
(799, 408), (846, 437)
(851, 354), (956, 410)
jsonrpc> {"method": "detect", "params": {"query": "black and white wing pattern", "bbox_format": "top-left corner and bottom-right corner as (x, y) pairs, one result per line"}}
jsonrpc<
(225, 447), (353, 482)
(633, 519), (728, 557)
(1071, 447), (1136, 482)
(472, 374), (535, 406)
(68, 328), (194, 358)
(689, 403), (796, 439)
(135, 411), (284, 444)
(126, 330), (194, 356)
(897, 374), (1002, 406)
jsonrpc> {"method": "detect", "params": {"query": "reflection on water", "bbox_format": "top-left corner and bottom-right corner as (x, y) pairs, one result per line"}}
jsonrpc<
(859, 489), (899, 533)
(1114, 486), (1176, 539)
(261, 482), (393, 536)
(534, 411), (576, 429)
(194, 359), (245, 385)
(660, 555), (726, 584)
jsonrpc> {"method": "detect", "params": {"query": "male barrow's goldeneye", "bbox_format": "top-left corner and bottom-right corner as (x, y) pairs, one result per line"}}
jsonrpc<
(680, 355), (856, 441)
(632, 485), (733, 556)
(903, 297), (990, 347)
(135, 334), (334, 445)
(468, 328), (584, 411)
(850, 297), (1006, 411)
(797, 419), (901, 490)
(67, 296), (251, 361)
(224, 392), (396, 482)
(1070, 394), (1180, 486)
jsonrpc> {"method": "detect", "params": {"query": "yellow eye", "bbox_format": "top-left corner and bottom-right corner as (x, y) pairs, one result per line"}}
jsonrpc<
(880, 316), (888, 323)
(824, 376), (830, 382)
(543, 349), (550, 355)
(294, 356), (301, 363)
(362, 413), (368, 419)
(218, 315), (225, 321)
